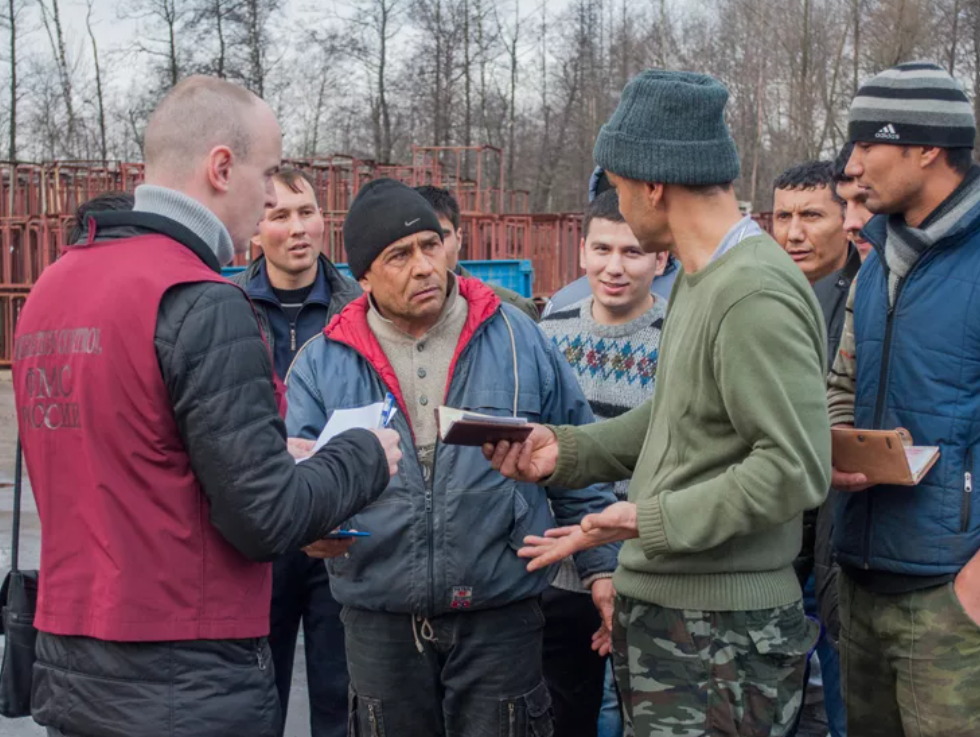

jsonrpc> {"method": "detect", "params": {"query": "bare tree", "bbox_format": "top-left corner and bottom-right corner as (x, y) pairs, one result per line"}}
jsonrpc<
(85, 0), (108, 161)
(296, 30), (344, 157)
(3, 0), (24, 160)
(187, 0), (236, 78)
(347, 0), (404, 162)
(494, 0), (521, 185)
(37, 0), (78, 155)
(238, 0), (280, 96)
(853, 0), (862, 94)
(940, 0), (965, 74)
(463, 0), (471, 148)
(125, 0), (186, 89)
(4, 0), (973, 212)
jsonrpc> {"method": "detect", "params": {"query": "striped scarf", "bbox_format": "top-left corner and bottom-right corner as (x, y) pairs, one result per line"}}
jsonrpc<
(884, 167), (980, 305)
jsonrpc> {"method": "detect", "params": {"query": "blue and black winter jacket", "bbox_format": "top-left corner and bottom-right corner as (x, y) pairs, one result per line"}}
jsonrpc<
(834, 206), (980, 575)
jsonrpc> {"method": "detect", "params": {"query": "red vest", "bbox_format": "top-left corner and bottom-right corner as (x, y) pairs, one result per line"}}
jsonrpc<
(13, 231), (274, 641)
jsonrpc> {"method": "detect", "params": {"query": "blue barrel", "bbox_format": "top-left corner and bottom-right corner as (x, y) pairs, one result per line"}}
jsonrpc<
(222, 259), (534, 298)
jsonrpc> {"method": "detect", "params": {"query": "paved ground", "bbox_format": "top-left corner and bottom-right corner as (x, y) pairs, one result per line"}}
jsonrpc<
(0, 372), (316, 736)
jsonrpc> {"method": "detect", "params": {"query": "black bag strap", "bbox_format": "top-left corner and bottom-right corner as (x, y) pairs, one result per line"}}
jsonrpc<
(9, 441), (22, 574)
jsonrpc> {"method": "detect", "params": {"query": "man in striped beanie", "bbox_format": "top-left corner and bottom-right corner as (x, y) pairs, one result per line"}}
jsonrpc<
(827, 61), (980, 737)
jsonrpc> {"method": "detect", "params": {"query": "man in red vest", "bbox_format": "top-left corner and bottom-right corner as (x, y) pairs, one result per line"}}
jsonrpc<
(12, 75), (401, 737)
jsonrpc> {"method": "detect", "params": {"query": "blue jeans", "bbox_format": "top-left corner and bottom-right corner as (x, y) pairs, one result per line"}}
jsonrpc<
(790, 575), (846, 737)
(269, 550), (348, 737)
(818, 632), (847, 737)
(596, 660), (623, 737)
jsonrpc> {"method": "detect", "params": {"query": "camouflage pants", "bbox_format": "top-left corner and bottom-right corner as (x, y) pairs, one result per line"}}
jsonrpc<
(839, 574), (980, 737)
(611, 595), (817, 737)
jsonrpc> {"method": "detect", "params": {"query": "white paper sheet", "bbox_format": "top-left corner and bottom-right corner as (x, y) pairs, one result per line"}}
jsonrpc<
(905, 446), (939, 481)
(296, 402), (398, 462)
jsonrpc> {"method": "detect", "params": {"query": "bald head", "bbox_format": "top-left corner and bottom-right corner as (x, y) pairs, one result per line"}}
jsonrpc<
(144, 75), (267, 180)
(141, 75), (284, 260)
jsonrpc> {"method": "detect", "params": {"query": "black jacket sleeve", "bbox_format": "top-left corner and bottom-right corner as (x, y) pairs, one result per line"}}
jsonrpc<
(155, 281), (390, 562)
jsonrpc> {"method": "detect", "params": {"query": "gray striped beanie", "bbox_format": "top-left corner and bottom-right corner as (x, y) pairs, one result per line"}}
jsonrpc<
(848, 61), (975, 148)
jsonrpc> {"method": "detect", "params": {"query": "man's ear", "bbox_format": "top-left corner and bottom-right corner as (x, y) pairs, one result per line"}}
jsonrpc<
(655, 251), (668, 277)
(919, 146), (943, 169)
(579, 238), (587, 270)
(206, 145), (234, 193)
(644, 181), (665, 210)
(358, 273), (372, 294)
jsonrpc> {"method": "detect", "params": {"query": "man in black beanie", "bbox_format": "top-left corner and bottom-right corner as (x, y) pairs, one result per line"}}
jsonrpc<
(285, 178), (620, 737)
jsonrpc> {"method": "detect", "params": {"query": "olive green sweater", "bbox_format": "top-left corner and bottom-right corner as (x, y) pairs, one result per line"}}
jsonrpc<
(548, 236), (831, 611)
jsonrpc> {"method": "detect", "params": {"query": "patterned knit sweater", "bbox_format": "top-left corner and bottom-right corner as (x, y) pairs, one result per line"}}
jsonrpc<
(541, 295), (666, 591)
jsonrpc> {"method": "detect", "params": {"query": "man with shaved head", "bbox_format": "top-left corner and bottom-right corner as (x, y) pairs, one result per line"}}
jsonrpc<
(13, 75), (401, 736)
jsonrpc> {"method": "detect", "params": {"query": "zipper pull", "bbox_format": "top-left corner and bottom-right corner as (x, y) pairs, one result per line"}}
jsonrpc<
(966, 471), (973, 494)
(256, 644), (266, 670)
(508, 702), (516, 737)
(290, 325), (297, 352)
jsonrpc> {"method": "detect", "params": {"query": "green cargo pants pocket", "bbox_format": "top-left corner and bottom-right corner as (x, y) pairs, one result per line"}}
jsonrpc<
(740, 602), (817, 737)
(499, 680), (554, 737)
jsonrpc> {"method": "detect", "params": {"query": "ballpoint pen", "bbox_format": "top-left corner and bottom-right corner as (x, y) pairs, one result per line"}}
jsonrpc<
(378, 391), (396, 429)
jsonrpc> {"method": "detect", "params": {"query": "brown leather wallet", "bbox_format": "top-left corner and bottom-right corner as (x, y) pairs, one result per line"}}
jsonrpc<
(831, 427), (939, 486)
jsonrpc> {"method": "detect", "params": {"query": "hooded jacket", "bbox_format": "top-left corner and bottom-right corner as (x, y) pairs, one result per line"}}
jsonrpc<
(286, 277), (620, 616)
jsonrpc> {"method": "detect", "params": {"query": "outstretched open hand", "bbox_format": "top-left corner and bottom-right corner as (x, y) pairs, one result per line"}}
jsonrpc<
(517, 502), (639, 572)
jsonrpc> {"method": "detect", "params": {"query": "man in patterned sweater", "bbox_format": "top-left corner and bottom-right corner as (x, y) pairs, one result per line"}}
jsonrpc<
(539, 189), (666, 737)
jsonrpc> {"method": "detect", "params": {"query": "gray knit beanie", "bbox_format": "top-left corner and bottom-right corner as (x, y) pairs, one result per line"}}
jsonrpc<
(848, 62), (975, 148)
(593, 70), (740, 186)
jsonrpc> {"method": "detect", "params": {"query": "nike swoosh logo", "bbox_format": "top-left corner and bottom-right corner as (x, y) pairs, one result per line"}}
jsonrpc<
(405, 218), (420, 227)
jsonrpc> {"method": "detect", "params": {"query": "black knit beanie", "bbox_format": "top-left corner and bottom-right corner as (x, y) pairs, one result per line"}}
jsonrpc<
(344, 179), (444, 279)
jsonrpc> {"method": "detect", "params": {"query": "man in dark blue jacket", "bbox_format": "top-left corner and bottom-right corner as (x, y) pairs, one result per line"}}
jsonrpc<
(232, 167), (361, 737)
(826, 62), (980, 737)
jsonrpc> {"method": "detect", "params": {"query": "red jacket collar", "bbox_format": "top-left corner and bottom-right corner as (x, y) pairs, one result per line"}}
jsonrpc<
(324, 277), (501, 433)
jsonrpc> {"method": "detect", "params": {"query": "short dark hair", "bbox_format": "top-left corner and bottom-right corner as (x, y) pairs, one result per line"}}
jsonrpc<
(274, 167), (319, 205)
(414, 185), (460, 230)
(683, 182), (733, 196)
(946, 147), (974, 175)
(583, 189), (626, 240)
(69, 190), (135, 244)
(773, 160), (843, 206)
(833, 143), (855, 183)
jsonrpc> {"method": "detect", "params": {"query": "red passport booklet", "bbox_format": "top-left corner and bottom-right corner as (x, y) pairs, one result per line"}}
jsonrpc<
(435, 406), (533, 447)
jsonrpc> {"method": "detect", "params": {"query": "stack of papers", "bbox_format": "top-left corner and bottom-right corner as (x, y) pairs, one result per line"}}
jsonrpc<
(297, 402), (398, 463)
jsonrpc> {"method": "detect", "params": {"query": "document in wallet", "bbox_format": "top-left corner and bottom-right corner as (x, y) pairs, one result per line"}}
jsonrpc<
(831, 427), (939, 486)
(435, 406), (532, 446)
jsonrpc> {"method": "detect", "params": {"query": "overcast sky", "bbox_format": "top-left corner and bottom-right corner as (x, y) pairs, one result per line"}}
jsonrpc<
(53, 0), (696, 84)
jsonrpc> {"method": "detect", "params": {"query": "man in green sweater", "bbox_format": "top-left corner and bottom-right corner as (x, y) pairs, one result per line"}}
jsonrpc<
(484, 70), (832, 736)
